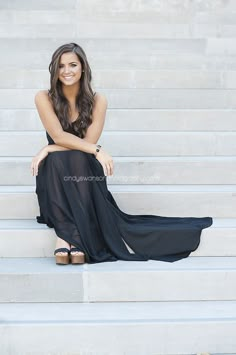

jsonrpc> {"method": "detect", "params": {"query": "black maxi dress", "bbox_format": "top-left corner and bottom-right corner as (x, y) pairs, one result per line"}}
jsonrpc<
(35, 127), (213, 264)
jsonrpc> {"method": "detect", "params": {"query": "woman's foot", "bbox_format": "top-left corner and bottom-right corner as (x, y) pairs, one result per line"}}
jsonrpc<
(70, 246), (86, 264)
(54, 238), (85, 264)
(54, 237), (70, 265)
(70, 244), (85, 257)
(55, 237), (70, 255)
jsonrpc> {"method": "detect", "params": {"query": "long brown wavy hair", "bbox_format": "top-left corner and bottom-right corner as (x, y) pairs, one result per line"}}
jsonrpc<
(48, 42), (95, 138)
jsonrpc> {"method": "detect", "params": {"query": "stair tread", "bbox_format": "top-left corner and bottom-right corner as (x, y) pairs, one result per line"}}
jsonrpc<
(1, 300), (236, 323)
(1, 257), (236, 273)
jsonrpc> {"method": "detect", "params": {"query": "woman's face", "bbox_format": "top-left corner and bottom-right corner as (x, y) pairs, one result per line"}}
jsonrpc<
(58, 52), (83, 86)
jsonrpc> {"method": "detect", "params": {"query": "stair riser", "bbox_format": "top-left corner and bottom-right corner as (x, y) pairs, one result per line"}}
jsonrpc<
(0, 227), (235, 257)
(0, 190), (234, 218)
(2, 23), (236, 40)
(1, 37), (236, 57)
(1, 1), (233, 18)
(1, 69), (234, 89)
(76, 0), (236, 15)
(1, 322), (236, 355)
(0, 10), (74, 24)
(1, 109), (236, 131)
(1, 159), (236, 185)
(1, 88), (236, 109)
(1, 132), (236, 156)
(1, 268), (236, 302)
(2, 0), (236, 15)
(0, 38), (207, 54)
(1, 53), (234, 70)
(0, 23), (189, 39)
(0, 0), (76, 10)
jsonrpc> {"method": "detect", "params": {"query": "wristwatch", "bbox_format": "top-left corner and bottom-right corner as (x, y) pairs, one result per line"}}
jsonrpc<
(95, 144), (101, 156)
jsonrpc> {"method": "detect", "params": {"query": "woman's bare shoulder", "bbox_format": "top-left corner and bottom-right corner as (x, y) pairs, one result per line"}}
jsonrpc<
(93, 92), (108, 108)
(34, 89), (52, 104)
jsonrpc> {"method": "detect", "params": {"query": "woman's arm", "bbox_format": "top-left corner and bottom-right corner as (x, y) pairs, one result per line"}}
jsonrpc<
(31, 144), (70, 176)
(33, 90), (114, 176)
(83, 93), (107, 144)
(34, 90), (99, 154)
(47, 144), (70, 153)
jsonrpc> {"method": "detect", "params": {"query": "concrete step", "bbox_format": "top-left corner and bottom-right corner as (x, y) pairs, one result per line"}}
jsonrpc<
(0, 1), (187, 21)
(1, 88), (235, 109)
(0, 8), (182, 24)
(0, 185), (234, 218)
(1, 109), (235, 132)
(1, 69), (236, 89)
(195, 11), (236, 25)
(1, 0), (234, 13)
(89, 52), (236, 71)
(1, 51), (234, 70)
(76, 0), (236, 18)
(2, 22), (236, 39)
(5, 23), (236, 40)
(0, 0), (76, 10)
(1, 131), (236, 157)
(0, 10), (74, 25)
(1, 157), (236, 185)
(0, 257), (236, 302)
(0, 37), (234, 63)
(0, 38), (206, 55)
(207, 38), (236, 56)
(0, 24), (78, 38)
(0, 218), (234, 258)
(0, 23), (188, 39)
(1, 301), (236, 354)
(78, 1), (236, 23)
(4, 7), (216, 26)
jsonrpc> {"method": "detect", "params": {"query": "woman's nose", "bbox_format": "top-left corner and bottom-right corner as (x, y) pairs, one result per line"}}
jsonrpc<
(63, 66), (71, 74)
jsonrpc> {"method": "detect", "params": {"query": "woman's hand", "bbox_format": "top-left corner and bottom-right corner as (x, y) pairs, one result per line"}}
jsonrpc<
(31, 146), (49, 176)
(95, 148), (114, 176)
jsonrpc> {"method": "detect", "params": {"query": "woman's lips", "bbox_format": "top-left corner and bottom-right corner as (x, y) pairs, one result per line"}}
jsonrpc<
(62, 75), (74, 80)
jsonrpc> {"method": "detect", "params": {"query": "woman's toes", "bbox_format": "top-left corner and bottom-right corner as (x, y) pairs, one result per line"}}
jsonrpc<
(70, 251), (84, 255)
(70, 245), (85, 256)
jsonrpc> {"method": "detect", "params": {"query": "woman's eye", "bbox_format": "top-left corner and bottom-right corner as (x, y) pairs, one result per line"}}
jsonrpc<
(59, 64), (77, 68)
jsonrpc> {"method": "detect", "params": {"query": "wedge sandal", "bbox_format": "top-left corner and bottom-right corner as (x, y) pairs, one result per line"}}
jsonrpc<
(54, 247), (70, 265)
(70, 247), (86, 264)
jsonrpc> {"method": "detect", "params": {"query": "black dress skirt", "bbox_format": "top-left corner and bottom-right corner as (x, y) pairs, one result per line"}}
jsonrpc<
(35, 129), (213, 264)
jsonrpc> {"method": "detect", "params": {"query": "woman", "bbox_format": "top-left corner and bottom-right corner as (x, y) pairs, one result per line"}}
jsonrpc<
(31, 42), (213, 265)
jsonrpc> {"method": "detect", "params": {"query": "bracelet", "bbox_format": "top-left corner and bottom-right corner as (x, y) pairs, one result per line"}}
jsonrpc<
(94, 144), (101, 157)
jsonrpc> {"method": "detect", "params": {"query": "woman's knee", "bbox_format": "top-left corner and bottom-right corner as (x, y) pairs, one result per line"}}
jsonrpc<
(46, 151), (64, 167)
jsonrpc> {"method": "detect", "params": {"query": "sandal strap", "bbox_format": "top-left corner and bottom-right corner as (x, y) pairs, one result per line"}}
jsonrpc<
(70, 247), (83, 252)
(54, 248), (70, 255)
